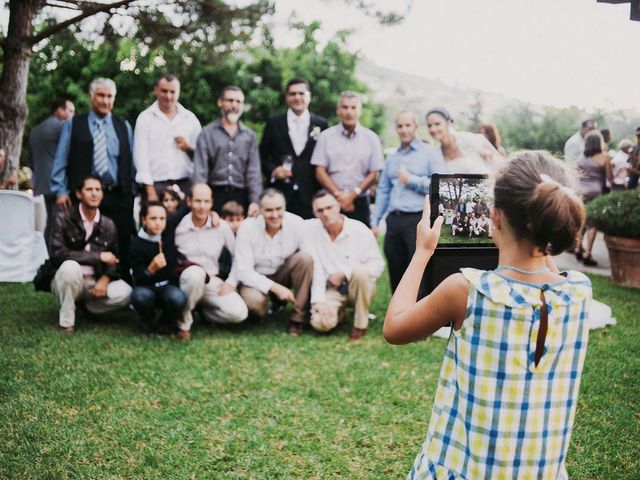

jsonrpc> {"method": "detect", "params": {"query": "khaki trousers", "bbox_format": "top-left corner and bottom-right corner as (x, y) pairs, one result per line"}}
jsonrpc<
(310, 266), (376, 332)
(178, 265), (248, 332)
(239, 251), (313, 323)
(50, 260), (132, 328)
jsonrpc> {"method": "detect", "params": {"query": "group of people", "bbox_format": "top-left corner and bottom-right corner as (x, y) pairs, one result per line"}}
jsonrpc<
(564, 119), (640, 265)
(25, 72), (512, 338)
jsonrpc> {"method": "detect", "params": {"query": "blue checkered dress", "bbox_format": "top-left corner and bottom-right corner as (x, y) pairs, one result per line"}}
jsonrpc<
(409, 268), (592, 479)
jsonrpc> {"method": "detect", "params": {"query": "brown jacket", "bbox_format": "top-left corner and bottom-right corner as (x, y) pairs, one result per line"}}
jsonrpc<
(50, 205), (120, 280)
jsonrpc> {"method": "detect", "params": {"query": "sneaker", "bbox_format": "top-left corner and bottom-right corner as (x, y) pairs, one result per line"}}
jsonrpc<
(348, 327), (366, 341)
(287, 321), (303, 337)
(58, 325), (75, 334)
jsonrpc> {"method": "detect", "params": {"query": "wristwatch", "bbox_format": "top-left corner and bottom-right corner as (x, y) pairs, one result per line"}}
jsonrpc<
(353, 186), (362, 195)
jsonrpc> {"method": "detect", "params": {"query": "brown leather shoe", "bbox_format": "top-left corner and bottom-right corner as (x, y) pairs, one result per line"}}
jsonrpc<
(175, 330), (191, 341)
(58, 325), (75, 333)
(287, 321), (303, 337)
(349, 327), (366, 341)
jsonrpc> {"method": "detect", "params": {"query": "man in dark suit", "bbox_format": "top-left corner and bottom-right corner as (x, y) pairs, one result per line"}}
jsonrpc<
(51, 77), (136, 279)
(260, 78), (328, 219)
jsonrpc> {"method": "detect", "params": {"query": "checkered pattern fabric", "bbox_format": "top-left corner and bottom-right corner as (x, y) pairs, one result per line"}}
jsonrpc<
(409, 268), (592, 480)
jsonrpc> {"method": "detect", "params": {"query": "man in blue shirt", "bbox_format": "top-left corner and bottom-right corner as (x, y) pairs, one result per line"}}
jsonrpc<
(51, 78), (135, 280)
(371, 111), (444, 292)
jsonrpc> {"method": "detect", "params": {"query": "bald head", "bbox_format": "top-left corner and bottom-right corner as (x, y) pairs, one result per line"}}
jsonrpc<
(188, 183), (213, 225)
(395, 110), (419, 147)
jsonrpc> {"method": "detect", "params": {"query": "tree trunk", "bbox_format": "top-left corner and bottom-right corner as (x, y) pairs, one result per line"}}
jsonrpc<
(0, 0), (40, 183)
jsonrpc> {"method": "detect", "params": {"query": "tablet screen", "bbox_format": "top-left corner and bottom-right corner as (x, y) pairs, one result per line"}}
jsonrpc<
(430, 174), (494, 246)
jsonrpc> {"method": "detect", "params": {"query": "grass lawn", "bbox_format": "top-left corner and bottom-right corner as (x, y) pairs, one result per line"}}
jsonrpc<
(0, 270), (638, 479)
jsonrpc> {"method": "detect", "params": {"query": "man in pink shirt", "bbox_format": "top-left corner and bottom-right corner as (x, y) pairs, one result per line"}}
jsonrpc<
(49, 176), (131, 332)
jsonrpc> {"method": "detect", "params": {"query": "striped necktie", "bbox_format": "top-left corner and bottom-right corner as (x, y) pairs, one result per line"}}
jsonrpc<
(93, 118), (112, 183)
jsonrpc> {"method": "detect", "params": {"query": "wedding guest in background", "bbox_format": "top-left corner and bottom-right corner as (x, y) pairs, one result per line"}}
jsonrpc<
(311, 91), (384, 226)
(134, 73), (201, 201)
(305, 190), (384, 341)
(564, 119), (597, 166)
(576, 130), (611, 266)
(192, 86), (261, 216)
(609, 139), (632, 191)
(477, 122), (507, 156)
(426, 108), (504, 174)
(260, 78), (328, 219)
(49, 176), (131, 333)
(28, 97), (76, 249)
(371, 110), (444, 292)
(129, 201), (187, 334)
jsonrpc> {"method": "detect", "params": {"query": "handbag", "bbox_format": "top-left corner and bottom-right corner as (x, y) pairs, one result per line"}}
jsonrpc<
(33, 258), (60, 292)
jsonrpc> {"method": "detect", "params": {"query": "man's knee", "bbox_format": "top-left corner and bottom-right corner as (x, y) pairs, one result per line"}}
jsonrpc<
(240, 287), (268, 319)
(350, 266), (371, 284)
(56, 260), (83, 283)
(163, 286), (188, 312)
(219, 293), (249, 324)
(179, 265), (206, 291)
(107, 280), (132, 306)
(291, 251), (313, 270)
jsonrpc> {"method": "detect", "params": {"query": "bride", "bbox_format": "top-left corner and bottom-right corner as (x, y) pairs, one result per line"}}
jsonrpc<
(426, 107), (506, 173)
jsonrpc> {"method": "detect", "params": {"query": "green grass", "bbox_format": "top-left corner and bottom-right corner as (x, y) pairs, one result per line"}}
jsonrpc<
(0, 272), (638, 479)
(439, 226), (494, 246)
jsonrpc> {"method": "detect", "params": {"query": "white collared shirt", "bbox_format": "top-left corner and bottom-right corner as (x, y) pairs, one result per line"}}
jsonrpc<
(303, 217), (384, 304)
(79, 205), (100, 277)
(233, 211), (306, 293)
(563, 130), (584, 167)
(287, 108), (310, 156)
(134, 101), (202, 185)
(175, 213), (235, 278)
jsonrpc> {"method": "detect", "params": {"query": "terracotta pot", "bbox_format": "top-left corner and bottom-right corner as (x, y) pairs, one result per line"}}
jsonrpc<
(604, 235), (640, 289)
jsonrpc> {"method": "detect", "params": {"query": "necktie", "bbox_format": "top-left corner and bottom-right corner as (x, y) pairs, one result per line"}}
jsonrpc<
(93, 119), (112, 183)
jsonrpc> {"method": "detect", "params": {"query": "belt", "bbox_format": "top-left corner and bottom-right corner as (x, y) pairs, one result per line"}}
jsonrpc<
(389, 210), (421, 216)
(212, 185), (246, 193)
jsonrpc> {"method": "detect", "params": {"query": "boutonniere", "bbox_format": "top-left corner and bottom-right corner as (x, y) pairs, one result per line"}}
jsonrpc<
(309, 126), (321, 140)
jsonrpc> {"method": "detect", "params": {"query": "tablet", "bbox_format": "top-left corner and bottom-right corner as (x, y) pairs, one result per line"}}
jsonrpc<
(429, 173), (495, 247)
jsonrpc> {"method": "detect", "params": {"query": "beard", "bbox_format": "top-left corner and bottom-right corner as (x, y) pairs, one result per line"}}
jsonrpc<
(222, 110), (242, 123)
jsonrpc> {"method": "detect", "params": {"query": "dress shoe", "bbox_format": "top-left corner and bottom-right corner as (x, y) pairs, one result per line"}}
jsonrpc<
(175, 330), (191, 341)
(349, 327), (366, 341)
(582, 255), (598, 267)
(287, 321), (303, 337)
(58, 325), (75, 333)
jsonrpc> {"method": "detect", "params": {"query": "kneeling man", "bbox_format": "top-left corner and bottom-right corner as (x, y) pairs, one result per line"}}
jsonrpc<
(233, 189), (313, 336)
(50, 175), (131, 332)
(175, 183), (248, 339)
(305, 190), (384, 341)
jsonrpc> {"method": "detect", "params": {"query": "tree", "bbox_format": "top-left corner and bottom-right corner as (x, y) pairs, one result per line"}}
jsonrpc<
(1, 0), (404, 183)
(24, 20), (384, 145)
(0, 0), (272, 183)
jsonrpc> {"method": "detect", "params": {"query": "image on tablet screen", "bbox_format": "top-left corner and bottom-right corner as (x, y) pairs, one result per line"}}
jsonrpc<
(436, 176), (494, 245)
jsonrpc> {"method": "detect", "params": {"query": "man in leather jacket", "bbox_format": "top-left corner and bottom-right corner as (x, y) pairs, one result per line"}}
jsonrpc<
(50, 175), (131, 332)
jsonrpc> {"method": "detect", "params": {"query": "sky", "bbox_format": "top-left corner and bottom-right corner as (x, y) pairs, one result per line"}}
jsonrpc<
(268, 0), (640, 110)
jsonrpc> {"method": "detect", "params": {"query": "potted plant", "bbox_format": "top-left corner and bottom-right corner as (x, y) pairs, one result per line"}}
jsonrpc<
(586, 189), (640, 288)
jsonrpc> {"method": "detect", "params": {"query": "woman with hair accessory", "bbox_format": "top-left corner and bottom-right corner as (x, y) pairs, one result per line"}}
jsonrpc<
(426, 108), (505, 174)
(575, 130), (612, 266)
(384, 150), (592, 479)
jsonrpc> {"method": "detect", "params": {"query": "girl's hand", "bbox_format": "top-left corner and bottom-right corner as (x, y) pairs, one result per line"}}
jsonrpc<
(416, 196), (443, 254)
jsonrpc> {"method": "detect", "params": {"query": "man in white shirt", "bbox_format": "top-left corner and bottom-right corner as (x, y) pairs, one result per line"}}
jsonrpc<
(305, 190), (384, 341)
(175, 183), (248, 339)
(564, 119), (597, 166)
(232, 188), (313, 335)
(134, 73), (202, 201)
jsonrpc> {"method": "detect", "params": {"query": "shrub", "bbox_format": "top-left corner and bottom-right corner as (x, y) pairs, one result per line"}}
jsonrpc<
(586, 189), (640, 239)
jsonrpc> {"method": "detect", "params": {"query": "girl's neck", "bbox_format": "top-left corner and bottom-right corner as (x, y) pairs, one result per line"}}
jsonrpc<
(496, 242), (560, 283)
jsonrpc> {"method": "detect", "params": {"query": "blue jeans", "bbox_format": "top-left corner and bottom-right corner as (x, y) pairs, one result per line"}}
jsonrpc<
(131, 284), (187, 326)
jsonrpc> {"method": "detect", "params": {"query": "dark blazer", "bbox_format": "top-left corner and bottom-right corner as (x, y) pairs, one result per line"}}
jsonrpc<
(50, 205), (120, 280)
(260, 112), (328, 218)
